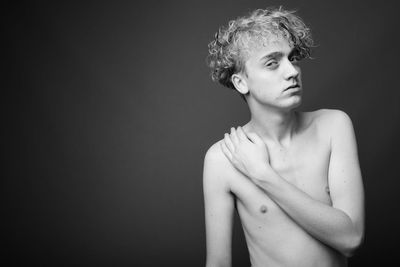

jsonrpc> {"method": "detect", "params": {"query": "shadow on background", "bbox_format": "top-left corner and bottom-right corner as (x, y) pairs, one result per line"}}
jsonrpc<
(3, 0), (400, 266)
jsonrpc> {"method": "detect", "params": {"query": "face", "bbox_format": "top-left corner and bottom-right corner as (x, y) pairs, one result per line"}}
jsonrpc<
(237, 37), (303, 110)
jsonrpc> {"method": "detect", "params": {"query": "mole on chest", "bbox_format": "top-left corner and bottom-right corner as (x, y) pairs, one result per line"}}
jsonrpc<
(259, 205), (268, 213)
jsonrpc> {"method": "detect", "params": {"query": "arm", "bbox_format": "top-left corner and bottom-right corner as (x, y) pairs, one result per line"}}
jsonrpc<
(221, 111), (364, 257)
(203, 143), (235, 267)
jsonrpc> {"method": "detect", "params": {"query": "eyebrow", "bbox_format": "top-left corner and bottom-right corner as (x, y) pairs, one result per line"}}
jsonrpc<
(260, 52), (284, 62)
(260, 48), (296, 62)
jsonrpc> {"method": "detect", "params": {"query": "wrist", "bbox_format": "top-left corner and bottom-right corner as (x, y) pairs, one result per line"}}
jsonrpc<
(249, 164), (274, 181)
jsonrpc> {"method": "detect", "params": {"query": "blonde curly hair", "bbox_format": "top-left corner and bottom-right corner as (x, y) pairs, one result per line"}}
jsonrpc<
(207, 7), (313, 96)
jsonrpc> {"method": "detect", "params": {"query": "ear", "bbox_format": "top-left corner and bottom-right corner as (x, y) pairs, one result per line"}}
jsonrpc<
(231, 73), (249, 95)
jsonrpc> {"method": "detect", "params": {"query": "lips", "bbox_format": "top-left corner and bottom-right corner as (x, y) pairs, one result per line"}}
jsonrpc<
(285, 84), (300, 91)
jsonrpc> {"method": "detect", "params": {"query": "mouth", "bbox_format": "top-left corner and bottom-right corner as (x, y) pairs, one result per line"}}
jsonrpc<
(285, 84), (300, 91)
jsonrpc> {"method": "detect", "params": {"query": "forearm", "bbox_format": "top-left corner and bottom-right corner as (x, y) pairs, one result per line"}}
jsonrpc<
(205, 259), (230, 267)
(252, 168), (363, 256)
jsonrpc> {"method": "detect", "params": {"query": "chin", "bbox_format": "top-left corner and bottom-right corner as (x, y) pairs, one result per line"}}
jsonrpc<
(284, 96), (302, 109)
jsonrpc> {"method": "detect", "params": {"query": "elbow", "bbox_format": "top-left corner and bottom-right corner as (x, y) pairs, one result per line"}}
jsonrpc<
(340, 231), (364, 258)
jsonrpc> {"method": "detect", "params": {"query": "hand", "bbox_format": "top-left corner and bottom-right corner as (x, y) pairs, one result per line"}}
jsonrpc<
(221, 127), (271, 180)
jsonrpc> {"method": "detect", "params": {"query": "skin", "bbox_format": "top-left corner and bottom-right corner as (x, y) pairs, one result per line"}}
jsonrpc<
(203, 37), (364, 267)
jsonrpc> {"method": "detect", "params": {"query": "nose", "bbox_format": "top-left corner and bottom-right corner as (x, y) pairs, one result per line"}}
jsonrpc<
(283, 58), (299, 80)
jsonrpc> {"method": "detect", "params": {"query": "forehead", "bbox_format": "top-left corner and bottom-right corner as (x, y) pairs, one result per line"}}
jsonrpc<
(246, 36), (292, 63)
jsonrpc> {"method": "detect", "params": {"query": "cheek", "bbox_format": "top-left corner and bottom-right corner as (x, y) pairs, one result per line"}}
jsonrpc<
(251, 84), (276, 100)
(251, 72), (275, 87)
(256, 77), (279, 89)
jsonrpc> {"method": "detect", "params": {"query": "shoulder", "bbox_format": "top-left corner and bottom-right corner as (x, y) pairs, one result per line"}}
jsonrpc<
(304, 108), (350, 122)
(204, 140), (226, 163)
(203, 139), (236, 191)
(203, 139), (235, 174)
(303, 109), (355, 148)
(304, 109), (353, 131)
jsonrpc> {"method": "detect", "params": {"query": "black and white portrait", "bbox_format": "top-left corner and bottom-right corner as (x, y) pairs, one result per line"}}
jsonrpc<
(3, 0), (399, 266)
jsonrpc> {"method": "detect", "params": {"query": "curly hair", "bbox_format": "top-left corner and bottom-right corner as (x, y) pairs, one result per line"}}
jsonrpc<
(207, 7), (313, 96)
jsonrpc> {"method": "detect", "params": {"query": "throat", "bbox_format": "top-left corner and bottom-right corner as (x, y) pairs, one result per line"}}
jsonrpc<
(246, 111), (299, 146)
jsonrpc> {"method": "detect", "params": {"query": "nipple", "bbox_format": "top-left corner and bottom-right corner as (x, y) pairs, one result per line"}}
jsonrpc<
(259, 205), (268, 213)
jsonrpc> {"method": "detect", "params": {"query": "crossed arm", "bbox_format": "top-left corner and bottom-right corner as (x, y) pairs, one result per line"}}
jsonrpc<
(219, 111), (365, 257)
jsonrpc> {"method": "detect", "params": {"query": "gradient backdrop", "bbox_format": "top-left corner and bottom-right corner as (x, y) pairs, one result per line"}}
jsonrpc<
(3, 0), (400, 266)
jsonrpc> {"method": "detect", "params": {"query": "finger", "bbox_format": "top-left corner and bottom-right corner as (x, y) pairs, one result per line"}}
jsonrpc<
(236, 126), (247, 142)
(224, 133), (235, 152)
(246, 132), (264, 145)
(230, 127), (239, 144)
(220, 141), (233, 160)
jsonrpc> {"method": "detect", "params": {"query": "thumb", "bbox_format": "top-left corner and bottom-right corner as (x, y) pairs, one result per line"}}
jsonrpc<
(246, 132), (264, 145)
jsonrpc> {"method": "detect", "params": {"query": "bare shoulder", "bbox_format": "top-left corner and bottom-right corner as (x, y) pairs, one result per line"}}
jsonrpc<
(302, 109), (354, 134)
(203, 140), (237, 191)
(204, 139), (236, 172)
(204, 140), (226, 163)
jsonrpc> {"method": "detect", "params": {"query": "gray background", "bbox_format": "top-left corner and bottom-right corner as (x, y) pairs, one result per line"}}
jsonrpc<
(3, 0), (400, 265)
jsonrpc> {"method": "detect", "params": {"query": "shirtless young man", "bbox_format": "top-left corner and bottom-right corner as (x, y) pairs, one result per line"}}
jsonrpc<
(203, 7), (364, 267)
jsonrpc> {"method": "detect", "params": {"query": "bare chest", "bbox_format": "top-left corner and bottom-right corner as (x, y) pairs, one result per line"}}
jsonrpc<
(268, 137), (331, 199)
(229, 130), (332, 217)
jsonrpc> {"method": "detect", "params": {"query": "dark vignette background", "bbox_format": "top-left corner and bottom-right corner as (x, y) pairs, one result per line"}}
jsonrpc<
(2, 0), (400, 266)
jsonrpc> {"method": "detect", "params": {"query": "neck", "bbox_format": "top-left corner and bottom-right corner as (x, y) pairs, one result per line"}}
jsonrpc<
(246, 104), (298, 146)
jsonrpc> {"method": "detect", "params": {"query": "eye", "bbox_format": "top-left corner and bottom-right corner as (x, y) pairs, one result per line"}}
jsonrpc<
(265, 60), (278, 68)
(289, 51), (302, 63)
(289, 55), (299, 62)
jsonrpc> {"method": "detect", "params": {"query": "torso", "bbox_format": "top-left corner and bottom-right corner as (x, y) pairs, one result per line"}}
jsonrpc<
(226, 110), (347, 267)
